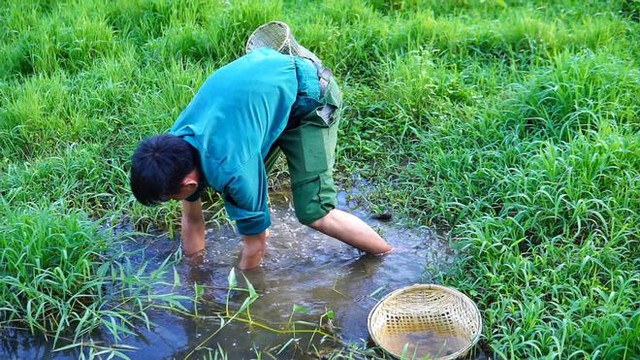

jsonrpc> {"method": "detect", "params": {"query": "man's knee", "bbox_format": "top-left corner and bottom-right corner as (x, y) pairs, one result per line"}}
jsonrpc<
(292, 174), (337, 225)
(296, 204), (330, 227)
(307, 210), (331, 230)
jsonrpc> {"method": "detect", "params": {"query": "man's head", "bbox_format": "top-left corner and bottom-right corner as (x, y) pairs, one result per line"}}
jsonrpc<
(130, 134), (200, 205)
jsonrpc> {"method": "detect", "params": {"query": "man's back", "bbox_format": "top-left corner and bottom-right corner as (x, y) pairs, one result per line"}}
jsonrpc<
(170, 47), (298, 192)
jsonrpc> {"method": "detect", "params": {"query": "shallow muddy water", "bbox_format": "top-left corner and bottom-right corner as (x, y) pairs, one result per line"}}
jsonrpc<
(1, 190), (489, 359)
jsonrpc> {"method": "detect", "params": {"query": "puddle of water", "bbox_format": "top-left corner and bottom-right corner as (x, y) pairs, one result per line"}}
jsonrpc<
(1, 189), (484, 359)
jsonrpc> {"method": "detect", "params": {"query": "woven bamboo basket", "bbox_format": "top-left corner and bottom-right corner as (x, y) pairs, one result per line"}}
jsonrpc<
(368, 284), (482, 360)
(245, 21), (322, 64)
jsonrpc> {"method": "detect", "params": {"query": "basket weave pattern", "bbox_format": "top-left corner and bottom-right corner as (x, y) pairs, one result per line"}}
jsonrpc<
(245, 21), (322, 64)
(368, 284), (482, 360)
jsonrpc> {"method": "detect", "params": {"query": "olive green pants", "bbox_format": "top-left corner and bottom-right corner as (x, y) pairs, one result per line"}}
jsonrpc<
(265, 59), (343, 225)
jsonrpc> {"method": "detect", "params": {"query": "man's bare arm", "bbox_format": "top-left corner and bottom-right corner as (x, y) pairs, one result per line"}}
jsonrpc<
(239, 230), (269, 270)
(181, 199), (205, 255)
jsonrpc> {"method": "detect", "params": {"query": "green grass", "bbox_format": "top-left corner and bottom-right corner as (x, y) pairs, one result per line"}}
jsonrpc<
(0, 200), (190, 352)
(1, 0), (639, 358)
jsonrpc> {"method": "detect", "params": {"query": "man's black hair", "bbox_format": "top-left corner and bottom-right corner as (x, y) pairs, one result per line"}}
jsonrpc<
(130, 134), (199, 205)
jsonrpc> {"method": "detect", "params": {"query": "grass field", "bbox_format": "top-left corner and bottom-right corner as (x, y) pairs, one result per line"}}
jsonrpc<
(1, 0), (639, 358)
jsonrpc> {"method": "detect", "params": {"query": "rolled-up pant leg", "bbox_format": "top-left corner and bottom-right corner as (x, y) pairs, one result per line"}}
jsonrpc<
(265, 56), (343, 224)
(277, 109), (340, 224)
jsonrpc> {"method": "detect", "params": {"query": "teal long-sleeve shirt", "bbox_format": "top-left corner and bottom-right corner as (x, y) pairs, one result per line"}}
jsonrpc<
(170, 48), (300, 235)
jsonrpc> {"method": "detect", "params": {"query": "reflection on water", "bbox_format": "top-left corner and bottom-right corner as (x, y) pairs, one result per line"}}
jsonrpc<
(1, 190), (465, 359)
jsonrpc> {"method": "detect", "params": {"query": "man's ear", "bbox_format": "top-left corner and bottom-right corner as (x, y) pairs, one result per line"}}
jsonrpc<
(181, 170), (199, 188)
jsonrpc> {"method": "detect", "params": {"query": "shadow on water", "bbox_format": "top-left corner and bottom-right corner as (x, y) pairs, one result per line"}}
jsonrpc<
(1, 189), (490, 359)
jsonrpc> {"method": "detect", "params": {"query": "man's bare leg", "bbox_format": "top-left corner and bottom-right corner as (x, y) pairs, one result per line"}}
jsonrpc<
(309, 209), (393, 254)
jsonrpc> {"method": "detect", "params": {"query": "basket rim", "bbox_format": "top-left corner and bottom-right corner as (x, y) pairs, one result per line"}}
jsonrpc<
(245, 20), (291, 54)
(367, 283), (483, 360)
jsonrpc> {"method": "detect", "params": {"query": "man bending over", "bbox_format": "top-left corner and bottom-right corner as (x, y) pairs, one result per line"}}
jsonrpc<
(130, 47), (392, 270)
